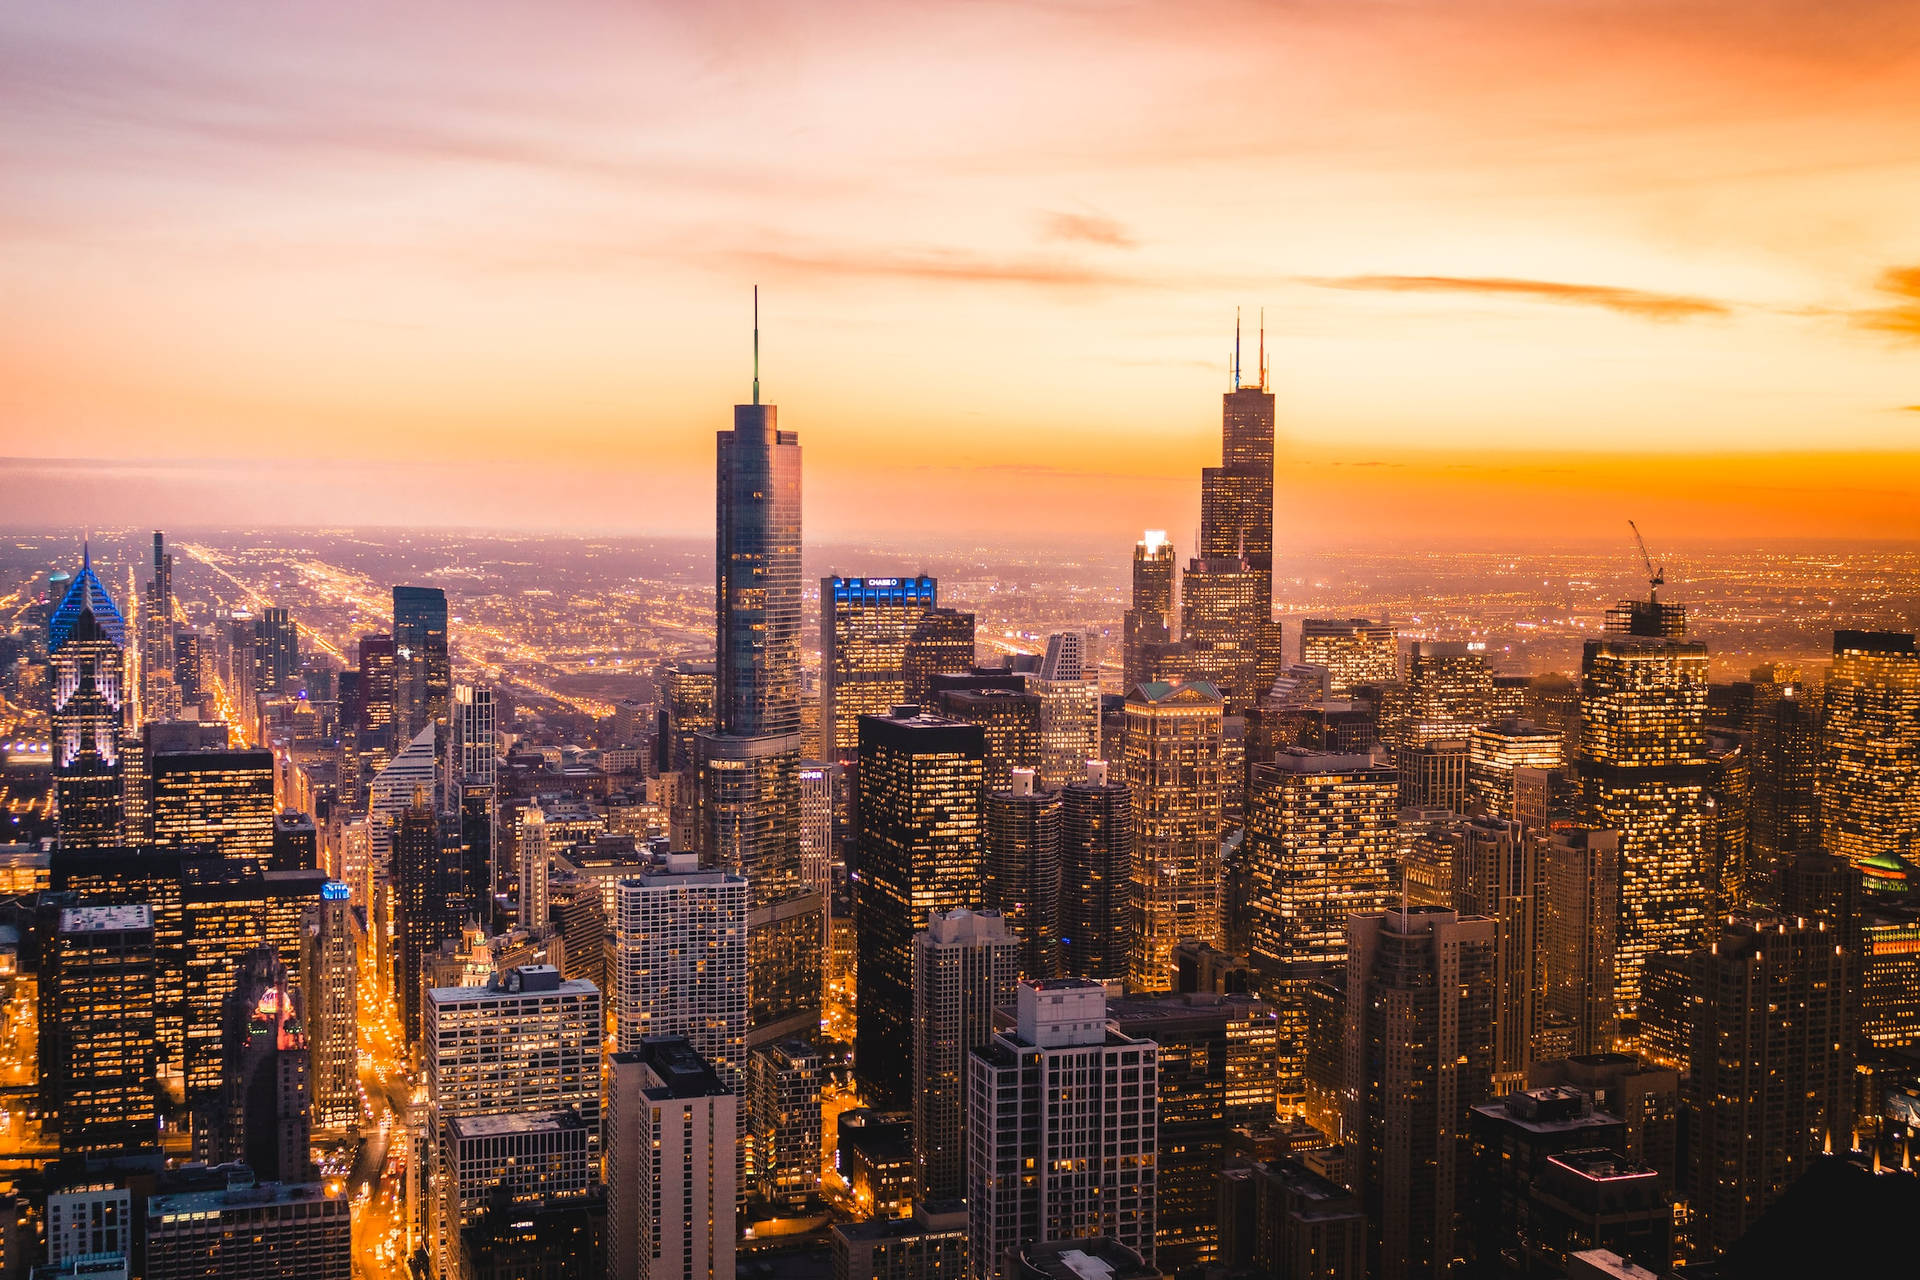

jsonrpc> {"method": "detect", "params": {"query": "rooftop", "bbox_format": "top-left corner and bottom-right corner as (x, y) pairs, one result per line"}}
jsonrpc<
(448, 1110), (584, 1140)
(58, 905), (153, 934)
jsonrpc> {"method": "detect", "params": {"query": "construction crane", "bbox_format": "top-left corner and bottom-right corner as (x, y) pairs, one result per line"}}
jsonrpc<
(1628, 519), (1664, 604)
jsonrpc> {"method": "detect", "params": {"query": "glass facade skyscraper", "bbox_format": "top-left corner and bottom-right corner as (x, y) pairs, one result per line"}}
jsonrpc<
(393, 586), (450, 741)
(50, 546), (127, 848)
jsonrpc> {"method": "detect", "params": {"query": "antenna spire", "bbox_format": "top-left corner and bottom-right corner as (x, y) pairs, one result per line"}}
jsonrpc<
(1233, 307), (1242, 389)
(752, 285), (760, 406)
(1258, 307), (1266, 391)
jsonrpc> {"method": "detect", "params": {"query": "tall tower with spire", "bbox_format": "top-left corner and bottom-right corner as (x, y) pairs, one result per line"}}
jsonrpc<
(49, 543), (128, 847)
(697, 288), (823, 1050)
(1181, 309), (1282, 711)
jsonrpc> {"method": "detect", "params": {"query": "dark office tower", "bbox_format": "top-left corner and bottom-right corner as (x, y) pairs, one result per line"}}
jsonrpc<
(1745, 670), (1822, 907)
(912, 909), (1019, 1204)
(304, 882), (359, 1135)
(216, 946), (312, 1181)
(44, 905), (158, 1153)
(1300, 618), (1399, 697)
(702, 318), (822, 1055)
(393, 585), (451, 740)
(1540, 830), (1623, 1057)
(272, 810), (318, 871)
(1703, 731), (1750, 915)
(150, 748), (276, 861)
(356, 632), (397, 751)
(394, 790), (463, 1046)
(174, 626), (204, 703)
(936, 686), (1041, 792)
(1685, 915), (1847, 1258)
(1126, 681), (1225, 991)
(1398, 738), (1470, 811)
(1245, 750), (1395, 1110)
(658, 661), (716, 772)
(1181, 554), (1271, 712)
(49, 546), (127, 847)
(255, 606), (300, 694)
(1060, 760), (1133, 981)
(143, 531), (178, 718)
(227, 612), (258, 739)
(1576, 630), (1710, 1039)
(821, 575), (941, 762)
(1822, 631), (1920, 888)
(1345, 906), (1496, 1280)
(983, 769), (1063, 979)
(1124, 531), (1176, 692)
(855, 707), (985, 1107)
(903, 608), (978, 704)
(1108, 991), (1279, 1273)
(1453, 817), (1540, 1093)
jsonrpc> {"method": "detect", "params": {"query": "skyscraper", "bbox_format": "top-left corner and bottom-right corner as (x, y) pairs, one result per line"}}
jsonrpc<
(1401, 641), (1493, 748)
(1344, 906), (1496, 1280)
(1244, 749), (1396, 1110)
(1179, 325), (1281, 712)
(748, 1036), (824, 1207)
(1124, 532), (1176, 693)
(935, 685), (1041, 793)
(393, 585), (451, 741)
(1300, 618), (1398, 696)
(215, 946), (312, 1181)
(1124, 681), (1225, 991)
(1034, 632), (1103, 790)
(855, 707), (986, 1106)
(1745, 669), (1821, 907)
(1468, 718), (1566, 819)
(49, 546), (127, 847)
(304, 881), (359, 1134)
(1539, 829), (1623, 1057)
(984, 769), (1062, 979)
(966, 981), (1159, 1280)
(395, 790), (468, 1045)
(150, 748), (276, 861)
(1685, 915), (1847, 1257)
(611, 853), (748, 1087)
(821, 575), (941, 762)
(607, 1037), (737, 1280)
(902, 608), (978, 704)
(356, 632), (397, 764)
(912, 908), (1019, 1204)
(1576, 630), (1710, 1035)
(44, 905), (157, 1154)
(144, 1174), (350, 1280)
(1452, 817), (1540, 1093)
(143, 530), (179, 720)
(1821, 630), (1919, 886)
(1059, 759), (1133, 982)
(255, 606), (300, 695)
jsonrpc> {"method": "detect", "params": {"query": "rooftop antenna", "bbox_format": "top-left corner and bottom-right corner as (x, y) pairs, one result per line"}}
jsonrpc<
(752, 285), (760, 406)
(1233, 307), (1242, 389)
(1258, 307), (1267, 391)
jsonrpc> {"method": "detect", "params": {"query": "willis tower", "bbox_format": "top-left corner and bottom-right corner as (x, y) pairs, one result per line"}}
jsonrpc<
(697, 289), (824, 1048)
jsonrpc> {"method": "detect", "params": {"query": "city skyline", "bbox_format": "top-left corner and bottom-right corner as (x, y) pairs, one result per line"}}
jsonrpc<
(5, 2), (1920, 544)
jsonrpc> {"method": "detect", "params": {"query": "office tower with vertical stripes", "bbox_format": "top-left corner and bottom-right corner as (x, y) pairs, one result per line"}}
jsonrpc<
(1300, 618), (1398, 697)
(393, 585), (450, 741)
(913, 908), (1019, 1205)
(1125, 681), (1225, 991)
(1821, 630), (1919, 888)
(1124, 532), (1177, 692)
(820, 574), (940, 762)
(1060, 759), (1133, 982)
(984, 768), (1062, 979)
(49, 545), (127, 847)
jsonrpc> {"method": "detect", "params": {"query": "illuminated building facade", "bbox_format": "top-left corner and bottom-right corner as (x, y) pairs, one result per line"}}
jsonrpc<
(1059, 760), (1132, 982)
(821, 575), (941, 761)
(1821, 630), (1919, 888)
(425, 966), (602, 1130)
(254, 606), (300, 695)
(607, 1037), (736, 1280)
(983, 769), (1062, 979)
(1453, 817), (1539, 1093)
(1540, 829), (1622, 1057)
(1397, 738), (1469, 811)
(1745, 670), (1821, 908)
(45, 905), (157, 1154)
(1401, 641), (1493, 748)
(1108, 991), (1278, 1273)
(1124, 531), (1176, 693)
(855, 707), (985, 1106)
(438, 1111), (592, 1280)
(1576, 633), (1711, 1033)
(1244, 749), (1396, 1110)
(1344, 906), (1495, 1280)
(1124, 681), (1225, 991)
(143, 530), (179, 720)
(611, 854), (747, 1086)
(902, 608), (977, 704)
(304, 881), (359, 1134)
(1300, 618), (1399, 697)
(966, 981), (1159, 1280)
(1685, 915), (1846, 1257)
(150, 748), (276, 861)
(215, 946), (311, 1181)
(393, 585), (450, 741)
(144, 1176), (350, 1280)
(1859, 908), (1920, 1049)
(395, 792), (470, 1046)
(912, 908), (1019, 1205)
(934, 686), (1040, 794)
(1468, 719), (1566, 819)
(355, 631), (397, 768)
(1034, 631), (1101, 790)
(748, 1036), (823, 1206)
(49, 547), (127, 848)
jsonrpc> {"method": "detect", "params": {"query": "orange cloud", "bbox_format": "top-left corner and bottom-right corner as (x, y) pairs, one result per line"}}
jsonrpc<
(1041, 212), (1136, 249)
(1298, 275), (1732, 321)
(1851, 266), (1920, 339)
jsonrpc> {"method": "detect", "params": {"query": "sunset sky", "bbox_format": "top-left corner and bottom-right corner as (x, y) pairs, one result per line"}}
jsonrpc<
(3, 0), (1918, 547)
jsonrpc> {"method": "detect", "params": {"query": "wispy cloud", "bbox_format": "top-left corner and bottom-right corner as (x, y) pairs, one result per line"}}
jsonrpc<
(1297, 274), (1732, 320)
(725, 244), (1152, 290)
(1851, 267), (1920, 339)
(1041, 211), (1136, 249)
